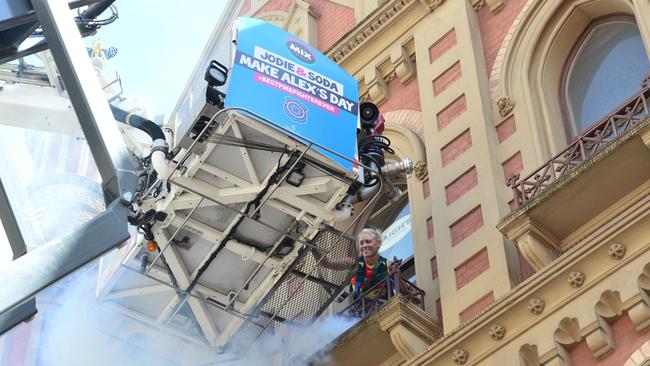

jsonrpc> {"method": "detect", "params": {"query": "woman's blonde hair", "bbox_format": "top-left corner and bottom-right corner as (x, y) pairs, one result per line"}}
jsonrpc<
(357, 228), (383, 246)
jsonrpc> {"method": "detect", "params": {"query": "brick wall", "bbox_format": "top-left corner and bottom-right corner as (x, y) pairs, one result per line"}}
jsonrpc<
(429, 28), (457, 63)
(441, 129), (472, 166)
(431, 256), (438, 280)
(426, 216), (434, 239)
(379, 77), (422, 113)
(477, 0), (528, 75)
(502, 151), (523, 180)
(455, 247), (489, 289)
(496, 115), (516, 143)
(255, 0), (293, 14)
(445, 166), (478, 205)
(437, 94), (467, 130)
(570, 314), (650, 365)
(433, 62), (462, 96)
(459, 291), (495, 323)
(450, 206), (484, 246)
(239, 0), (251, 15)
(309, 0), (356, 51)
(253, 0), (355, 52)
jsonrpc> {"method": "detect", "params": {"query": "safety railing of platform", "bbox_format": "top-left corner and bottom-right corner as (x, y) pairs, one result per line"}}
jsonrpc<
(337, 259), (425, 319)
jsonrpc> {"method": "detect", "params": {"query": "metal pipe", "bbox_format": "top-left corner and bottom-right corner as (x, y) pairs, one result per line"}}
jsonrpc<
(380, 157), (413, 180)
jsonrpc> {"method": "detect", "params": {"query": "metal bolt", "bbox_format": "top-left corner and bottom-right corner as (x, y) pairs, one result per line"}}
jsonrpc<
(121, 191), (133, 203)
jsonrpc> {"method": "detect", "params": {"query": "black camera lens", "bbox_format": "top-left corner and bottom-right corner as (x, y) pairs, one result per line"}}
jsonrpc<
(359, 102), (380, 129)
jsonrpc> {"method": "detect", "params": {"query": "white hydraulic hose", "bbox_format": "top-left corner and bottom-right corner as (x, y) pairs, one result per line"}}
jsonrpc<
(151, 139), (172, 179)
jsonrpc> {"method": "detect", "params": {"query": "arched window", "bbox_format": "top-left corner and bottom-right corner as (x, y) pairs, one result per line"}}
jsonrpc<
(564, 19), (650, 135)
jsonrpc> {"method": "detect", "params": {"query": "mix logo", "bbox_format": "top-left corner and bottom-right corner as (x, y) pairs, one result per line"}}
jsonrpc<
(283, 97), (308, 123)
(287, 39), (315, 64)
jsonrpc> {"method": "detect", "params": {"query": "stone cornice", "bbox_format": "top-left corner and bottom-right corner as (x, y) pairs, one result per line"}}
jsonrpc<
(325, 0), (444, 64)
(378, 298), (439, 343)
(328, 296), (406, 347)
(501, 215), (559, 247)
(406, 192), (650, 365)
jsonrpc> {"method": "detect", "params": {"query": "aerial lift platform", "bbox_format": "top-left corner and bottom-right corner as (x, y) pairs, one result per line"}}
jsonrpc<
(0, 3), (412, 358)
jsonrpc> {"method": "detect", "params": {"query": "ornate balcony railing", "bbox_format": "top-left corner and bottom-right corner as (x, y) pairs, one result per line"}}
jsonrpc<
(337, 260), (425, 319)
(507, 80), (650, 207)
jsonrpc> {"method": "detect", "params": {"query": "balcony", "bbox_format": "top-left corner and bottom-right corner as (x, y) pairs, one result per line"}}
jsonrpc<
(507, 82), (650, 207)
(499, 83), (650, 271)
(307, 263), (440, 366)
(337, 262), (426, 319)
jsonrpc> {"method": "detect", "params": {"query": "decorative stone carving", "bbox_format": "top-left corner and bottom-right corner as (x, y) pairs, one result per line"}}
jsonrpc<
(257, 11), (288, 27)
(328, 0), (412, 63)
(585, 327), (613, 360)
(496, 97), (514, 117)
(452, 349), (468, 364)
(488, 324), (505, 340)
(553, 318), (581, 365)
(285, 0), (319, 46)
(519, 344), (540, 366)
(553, 318), (582, 346)
(377, 298), (439, 360)
(503, 217), (560, 271)
(487, 0), (505, 12)
(365, 69), (388, 104)
(414, 161), (428, 180)
(471, 0), (486, 10)
(629, 263), (650, 331)
(471, 0), (505, 13)
(568, 271), (585, 288)
(528, 297), (545, 315)
(392, 46), (416, 83)
(419, 0), (445, 11)
(587, 291), (624, 359)
(472, 0), (506, 14)
(608, 243), (626, 260)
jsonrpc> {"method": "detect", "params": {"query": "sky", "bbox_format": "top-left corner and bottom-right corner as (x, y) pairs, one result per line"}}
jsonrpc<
(0, 1), (229, 268)
(88, 0), (229, 121)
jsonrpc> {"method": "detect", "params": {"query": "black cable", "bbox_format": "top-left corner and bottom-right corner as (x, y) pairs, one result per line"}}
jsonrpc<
(77, 3), (119, 26)
(359, 153), (382, 187)
(358, 134), (394, 155)
(109, 104), (166, 142)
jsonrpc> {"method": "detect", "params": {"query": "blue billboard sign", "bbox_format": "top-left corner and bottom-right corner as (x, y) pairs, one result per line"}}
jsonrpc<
(225, 17), (359, 172)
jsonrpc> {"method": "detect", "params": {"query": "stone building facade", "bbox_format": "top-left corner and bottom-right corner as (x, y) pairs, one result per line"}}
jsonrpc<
(241, 0), (650, 365)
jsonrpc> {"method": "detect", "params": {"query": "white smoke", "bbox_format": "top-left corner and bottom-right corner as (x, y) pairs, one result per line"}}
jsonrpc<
(29, 261), (358, 366)
(221, 314), (359, 366)
(35, 263), (221, 366)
